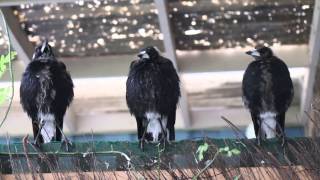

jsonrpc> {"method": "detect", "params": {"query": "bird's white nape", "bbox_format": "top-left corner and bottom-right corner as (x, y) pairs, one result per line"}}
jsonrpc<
(145, 111), (167, 142)
(138, 51), (150, 59)
(260, 112), (277, 139)
(38, 113), (56, 143)
(41, 42), (46, 53)
(251, 49), (260, 57)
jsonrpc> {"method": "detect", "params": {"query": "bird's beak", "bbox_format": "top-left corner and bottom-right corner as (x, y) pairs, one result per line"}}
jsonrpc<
(41, 40), (49, 53)
(137, 52), (144, 59)
(246, 49), (260, 57)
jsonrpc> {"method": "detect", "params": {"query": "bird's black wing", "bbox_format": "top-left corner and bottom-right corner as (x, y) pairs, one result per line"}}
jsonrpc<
(157, 58), (181, 114)
(51, 61), (74, 118)
(126, 60), (150, 116)
(20, 61), (42, 119)
(270, 58), (294, 113)
(242, 61), (262, 113)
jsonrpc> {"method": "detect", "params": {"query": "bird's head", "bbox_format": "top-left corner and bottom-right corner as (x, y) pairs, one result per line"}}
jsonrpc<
(32, 40), (55, 61)
(137, 46), (159, 60)
(245, 45), (273, 60)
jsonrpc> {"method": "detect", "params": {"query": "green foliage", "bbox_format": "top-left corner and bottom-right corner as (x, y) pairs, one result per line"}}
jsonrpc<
(196, 142), (209, 161)
(0, 87), (11, 105)
(218, 146), (241, 157)
(234, 174), (241, 180)
(0, 51), (16, 106)
(0, 51), (16, 77)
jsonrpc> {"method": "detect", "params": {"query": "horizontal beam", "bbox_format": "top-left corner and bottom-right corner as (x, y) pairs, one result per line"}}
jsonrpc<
(0, 0), (312, 7)
(0, 0), (92, 6)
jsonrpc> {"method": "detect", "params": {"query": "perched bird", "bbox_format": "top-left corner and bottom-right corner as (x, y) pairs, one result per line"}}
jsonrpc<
(20, 41), (74, 147)
(126, 46), (180, 149)
(242, 45), (293, 145)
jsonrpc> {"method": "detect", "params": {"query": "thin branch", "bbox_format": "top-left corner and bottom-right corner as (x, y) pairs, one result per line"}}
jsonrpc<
(0, 9), (14, 128)
(192, 151), (220, 180)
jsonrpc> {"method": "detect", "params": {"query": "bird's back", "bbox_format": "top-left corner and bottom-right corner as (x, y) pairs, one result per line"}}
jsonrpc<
(20, 60), (74, 118)
(242, 57), (293, 114)
(126, 58), (180, 116)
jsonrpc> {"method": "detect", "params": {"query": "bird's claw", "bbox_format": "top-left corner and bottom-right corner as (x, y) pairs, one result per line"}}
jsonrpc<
(256, 136), (261, 146)
(31, 141), (42, 149)
(60, 139), (73, 152)
(281, 136), (286, 148)
(160, 138), (168, 150)
(139, 139), (145, 151)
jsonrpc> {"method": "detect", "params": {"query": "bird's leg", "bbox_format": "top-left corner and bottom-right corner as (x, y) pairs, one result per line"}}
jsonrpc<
(256, 120), (262, 146)
(139, 139), (144, 151)
(158, 117), (167, 150)
(137, 116), (145, 151)
(140, 123), (149, 151)
(276, 114), (286, 148)
(279, 126), (286, 148)
(33, 121), (44, 147)
(56, 124), (73, 152)
(281, 135), (286, 147)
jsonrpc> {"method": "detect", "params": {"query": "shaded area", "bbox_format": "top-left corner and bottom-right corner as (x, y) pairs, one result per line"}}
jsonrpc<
(12, 0), (164, 57)
(169, 0), (314, 50)
(0, 137), (319, 179)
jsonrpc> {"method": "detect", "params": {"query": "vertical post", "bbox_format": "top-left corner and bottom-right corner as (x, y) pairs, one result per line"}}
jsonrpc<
(155, 0), (191, 127)
(301, 0), (320, 136)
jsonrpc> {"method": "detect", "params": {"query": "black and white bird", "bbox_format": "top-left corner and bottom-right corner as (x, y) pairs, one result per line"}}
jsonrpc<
(242, 45), (294, 145)
(126, 46), (180, 149)
(20, 41), (74, 147)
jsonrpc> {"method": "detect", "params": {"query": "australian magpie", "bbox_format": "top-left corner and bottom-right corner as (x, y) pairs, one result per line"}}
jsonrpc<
(20, 41), (74, 147)
(126, 46), (180, 149)
(242, 45), (294, 146)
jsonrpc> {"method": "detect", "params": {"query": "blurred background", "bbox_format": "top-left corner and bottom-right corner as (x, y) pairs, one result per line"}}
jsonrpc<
(0, 0), (316, 142)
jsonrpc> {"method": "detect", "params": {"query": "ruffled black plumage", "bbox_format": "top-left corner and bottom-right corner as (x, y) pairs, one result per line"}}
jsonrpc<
(20, 42), (73, 145)
(126, 47), (180, 144)
(242, 46), (293, 144)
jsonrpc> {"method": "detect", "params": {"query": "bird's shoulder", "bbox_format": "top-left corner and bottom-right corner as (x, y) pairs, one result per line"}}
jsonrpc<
(130, 59), (138, 66)
(157, 57), (175, 68)
(269, 56), (289, 68)
(57, 61), (67, 70)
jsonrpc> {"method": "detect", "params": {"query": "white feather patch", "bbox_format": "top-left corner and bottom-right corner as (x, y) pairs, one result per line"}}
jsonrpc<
(145, 111), (167, 142)
(260, 112), (277, 139)
(142, 54), (150, 59)
(251, 49), (260, 57)
(41, 42), (47, 53)
(139, 51), (150, 59)
(38, 113), (56, 143)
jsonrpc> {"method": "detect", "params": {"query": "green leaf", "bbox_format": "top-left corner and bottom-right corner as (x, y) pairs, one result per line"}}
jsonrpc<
(234, 175), (241, 180)
(0, 51), (16, 78)
(196, 142), (209, 161)
(3, 51), (17, 63)
(0, 87), (11, 105)
(231, 149), (241, 155)
(224, 146), (229, 151)
(227, 151), (232, 157)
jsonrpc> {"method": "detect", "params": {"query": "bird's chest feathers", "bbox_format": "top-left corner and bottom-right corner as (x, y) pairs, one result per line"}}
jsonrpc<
(35, 65), (51, 81)
(35, 65), (56, 109)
